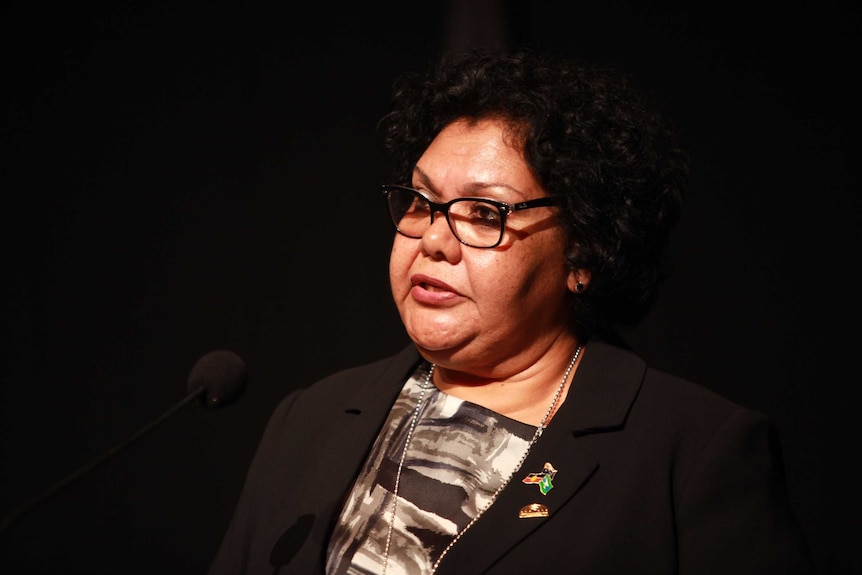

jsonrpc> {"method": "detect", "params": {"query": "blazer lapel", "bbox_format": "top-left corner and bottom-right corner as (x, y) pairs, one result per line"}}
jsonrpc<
(434, 341), (646, 574)
(303, 345), (422, 520)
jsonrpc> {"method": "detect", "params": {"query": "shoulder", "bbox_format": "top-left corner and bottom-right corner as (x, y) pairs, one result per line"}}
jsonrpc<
(247, 344), (421, 460)
(608, 345), (780, 476)
(576, 340), (769, 441)
(579, 340), (786, 488)
(640, 359), (766, 437)
(643, 364), (753, 418)
(314, 343), (421, 388)
(269, 344), (421, 419)
(590, 339), (759, 415)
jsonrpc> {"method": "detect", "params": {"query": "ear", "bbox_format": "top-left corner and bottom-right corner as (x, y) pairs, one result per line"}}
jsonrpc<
(567, 269), (591, 293)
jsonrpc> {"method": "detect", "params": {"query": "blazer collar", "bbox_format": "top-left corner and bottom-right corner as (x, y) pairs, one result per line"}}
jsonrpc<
(303, 345), (422, 520)
(307, 341), (646, 574)
(434, 340), (647, 575)
(559, 339), (646, 435)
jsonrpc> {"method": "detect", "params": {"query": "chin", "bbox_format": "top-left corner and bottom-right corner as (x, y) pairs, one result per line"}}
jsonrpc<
(405, 318), (465, 348)
(410, 336), (456, 353)
(411, 334), (475, 361)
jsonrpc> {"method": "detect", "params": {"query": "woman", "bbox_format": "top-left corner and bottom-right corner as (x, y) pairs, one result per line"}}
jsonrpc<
(209, 49), (814, 574)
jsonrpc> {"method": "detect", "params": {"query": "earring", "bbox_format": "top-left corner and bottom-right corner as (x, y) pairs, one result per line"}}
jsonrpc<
(575, 282), (585, 293)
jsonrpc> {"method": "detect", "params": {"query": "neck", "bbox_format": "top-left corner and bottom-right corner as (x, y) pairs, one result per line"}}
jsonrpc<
(432, 343), (584, 426)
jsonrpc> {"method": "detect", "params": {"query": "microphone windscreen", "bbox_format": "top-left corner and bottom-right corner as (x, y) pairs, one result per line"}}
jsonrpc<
(187, 350), (247, 408)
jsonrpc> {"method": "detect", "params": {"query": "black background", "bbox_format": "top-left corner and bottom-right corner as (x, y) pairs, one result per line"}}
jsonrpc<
(2, 1), (859, 573)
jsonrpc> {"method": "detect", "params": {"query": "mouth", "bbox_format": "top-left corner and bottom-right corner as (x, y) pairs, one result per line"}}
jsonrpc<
(416, 281), (445, 292)
(410, 274), (457, 294)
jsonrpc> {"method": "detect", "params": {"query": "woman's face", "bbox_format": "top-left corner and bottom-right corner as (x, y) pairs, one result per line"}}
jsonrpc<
(389, 118), (579, 375)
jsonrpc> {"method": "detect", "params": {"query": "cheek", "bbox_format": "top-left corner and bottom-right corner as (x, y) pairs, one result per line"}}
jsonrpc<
(462, 253), (512, 303)
(478, 245), (567, 304)
(388, 236), (412, 296)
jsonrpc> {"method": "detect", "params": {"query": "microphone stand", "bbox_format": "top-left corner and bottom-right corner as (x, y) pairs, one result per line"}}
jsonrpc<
(0, 387), (206, 534)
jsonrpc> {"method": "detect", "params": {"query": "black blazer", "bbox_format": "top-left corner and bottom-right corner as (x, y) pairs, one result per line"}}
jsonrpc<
(208, 341), (815, 574)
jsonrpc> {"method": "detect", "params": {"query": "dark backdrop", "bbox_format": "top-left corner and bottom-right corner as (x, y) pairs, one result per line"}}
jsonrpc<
(2, 1), (859, 574)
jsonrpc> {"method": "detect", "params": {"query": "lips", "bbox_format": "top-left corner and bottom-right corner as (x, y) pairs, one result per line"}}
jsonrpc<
(410, 274), (456, 292)
(409, 273), (461, 302)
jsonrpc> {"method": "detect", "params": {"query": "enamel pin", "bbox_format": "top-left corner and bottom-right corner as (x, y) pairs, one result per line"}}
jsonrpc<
(518, 502), (549, 518)
(521, 462), (558, 495)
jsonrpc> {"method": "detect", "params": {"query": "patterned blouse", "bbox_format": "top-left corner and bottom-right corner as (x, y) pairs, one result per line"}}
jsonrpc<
(326, 362), (535, 574)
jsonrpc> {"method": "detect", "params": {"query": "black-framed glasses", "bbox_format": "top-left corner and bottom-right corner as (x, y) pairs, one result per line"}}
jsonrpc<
(383, 185), (560, 249)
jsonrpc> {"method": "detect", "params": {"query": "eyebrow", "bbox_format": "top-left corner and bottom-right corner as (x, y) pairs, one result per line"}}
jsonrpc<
(412, 166), (433, 190)
(411, 166), (527, 201)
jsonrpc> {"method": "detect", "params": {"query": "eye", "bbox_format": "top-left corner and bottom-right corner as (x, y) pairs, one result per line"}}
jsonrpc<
(465, 201), (502, 228)
(413, 197), (431, 213)
(404, 193), (430, 215)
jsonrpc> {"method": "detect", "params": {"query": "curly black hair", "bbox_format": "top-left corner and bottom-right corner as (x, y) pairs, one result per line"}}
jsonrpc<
(377, 48), (690, 343)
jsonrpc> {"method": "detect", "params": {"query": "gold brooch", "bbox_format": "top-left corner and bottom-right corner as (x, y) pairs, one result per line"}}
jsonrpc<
(518, 503), (549, 519)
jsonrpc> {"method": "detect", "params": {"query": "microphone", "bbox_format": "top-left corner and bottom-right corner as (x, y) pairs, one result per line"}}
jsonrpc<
(188, 349), (247, 408)
(0, 350), (247, 534)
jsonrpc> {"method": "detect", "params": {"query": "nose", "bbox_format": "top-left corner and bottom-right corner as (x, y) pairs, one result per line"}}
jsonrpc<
(426, 207), (454, 239)
(427, 203), (446, 225)
(420, 207), (462, 259)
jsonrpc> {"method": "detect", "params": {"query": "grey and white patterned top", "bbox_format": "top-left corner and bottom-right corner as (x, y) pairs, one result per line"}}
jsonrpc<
(326, 362), (535, 575)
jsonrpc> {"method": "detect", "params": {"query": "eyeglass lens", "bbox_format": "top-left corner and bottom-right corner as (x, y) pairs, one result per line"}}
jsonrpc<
(387, 188), (504, 248)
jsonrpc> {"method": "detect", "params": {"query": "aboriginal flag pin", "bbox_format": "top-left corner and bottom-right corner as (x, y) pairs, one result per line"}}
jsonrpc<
(521, 462), (558, 495)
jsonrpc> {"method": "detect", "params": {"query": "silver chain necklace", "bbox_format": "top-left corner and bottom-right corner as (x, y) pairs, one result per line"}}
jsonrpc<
(381, 345), (583, 575)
